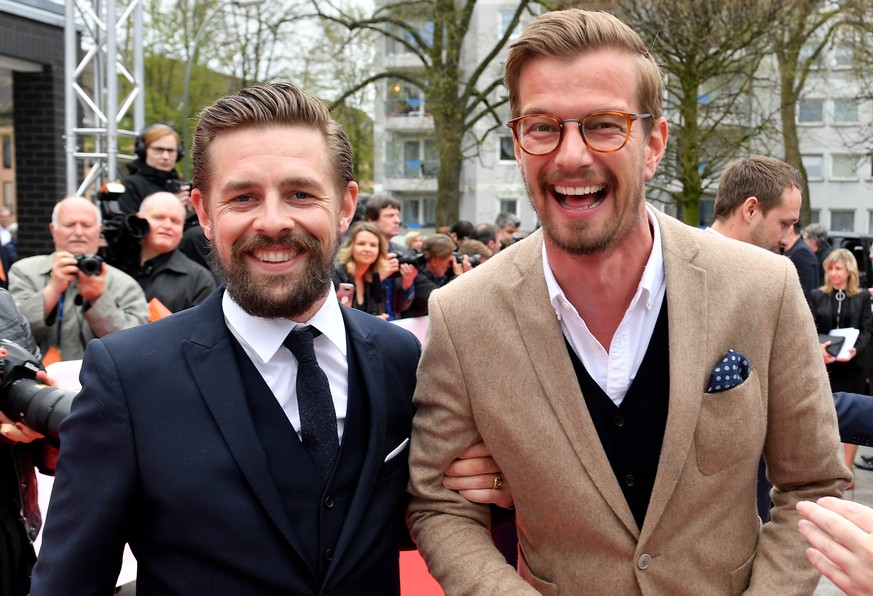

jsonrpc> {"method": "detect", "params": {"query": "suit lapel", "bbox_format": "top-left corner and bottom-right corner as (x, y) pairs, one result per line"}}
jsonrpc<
(181, 291), (313, 571)
(510, 234), (639, 536)
(639, 211), (708, 542)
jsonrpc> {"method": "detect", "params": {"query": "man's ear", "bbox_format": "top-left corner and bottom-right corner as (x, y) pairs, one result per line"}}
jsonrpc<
(338, 181), (358, 235)
(742, 196), (760, 221)
(190, 188), (212, 240)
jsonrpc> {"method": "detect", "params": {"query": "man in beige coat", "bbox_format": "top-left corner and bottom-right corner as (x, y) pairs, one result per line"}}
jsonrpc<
(407, 8), (850, 595)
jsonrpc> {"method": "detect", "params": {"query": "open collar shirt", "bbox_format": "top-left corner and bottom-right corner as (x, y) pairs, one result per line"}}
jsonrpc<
(223, 287), (349, 442)
(544, 205), (666, 407)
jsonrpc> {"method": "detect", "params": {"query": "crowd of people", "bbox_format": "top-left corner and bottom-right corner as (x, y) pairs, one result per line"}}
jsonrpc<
(1, 7), (872, 596)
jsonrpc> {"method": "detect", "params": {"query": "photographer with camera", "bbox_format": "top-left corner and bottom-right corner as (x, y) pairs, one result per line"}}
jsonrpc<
(117, 124), (191, 215)
(8, 197), (149, 362)
(401, 234), (472, 319)
(0, 287), (59, 596)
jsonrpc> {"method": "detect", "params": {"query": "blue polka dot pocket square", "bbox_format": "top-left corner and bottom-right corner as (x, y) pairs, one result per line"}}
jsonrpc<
(706, 349), (750, 393)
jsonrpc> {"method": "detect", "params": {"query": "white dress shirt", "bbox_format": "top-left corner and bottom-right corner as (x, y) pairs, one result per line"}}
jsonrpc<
(544, 205), (666, 407)
(222, 287), (349, 442)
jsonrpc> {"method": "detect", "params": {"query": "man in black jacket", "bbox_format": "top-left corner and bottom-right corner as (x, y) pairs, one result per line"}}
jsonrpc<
(134, 192), (215, 314)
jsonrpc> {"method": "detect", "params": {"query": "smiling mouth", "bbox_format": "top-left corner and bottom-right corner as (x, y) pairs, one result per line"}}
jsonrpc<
(253, 249), (298, 263)
(552, 184), (607, 210)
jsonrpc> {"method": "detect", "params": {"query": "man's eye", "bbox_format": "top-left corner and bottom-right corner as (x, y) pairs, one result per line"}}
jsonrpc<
(291, 191), (314, 200)
(233, 194), (254, 203)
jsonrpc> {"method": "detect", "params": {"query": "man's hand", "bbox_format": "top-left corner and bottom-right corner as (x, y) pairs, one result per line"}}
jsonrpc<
(399, 263), (417, 290)
(0, 410), (44, 444)
(76, 263), (108, 303)
(47, 251), (79, 298)
(797, 497), (873, 595)
(384, 252), (400, 278)
(444, 441), (514, 508)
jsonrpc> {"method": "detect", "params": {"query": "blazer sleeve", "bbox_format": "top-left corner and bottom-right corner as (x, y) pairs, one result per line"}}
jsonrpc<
(30, 339), (137, 596)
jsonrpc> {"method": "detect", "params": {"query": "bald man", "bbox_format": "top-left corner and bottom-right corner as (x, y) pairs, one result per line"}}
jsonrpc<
(135, 192), (215, 313)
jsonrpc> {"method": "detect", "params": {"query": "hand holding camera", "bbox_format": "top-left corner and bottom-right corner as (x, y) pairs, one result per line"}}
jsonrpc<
(48, 252), (107, 305)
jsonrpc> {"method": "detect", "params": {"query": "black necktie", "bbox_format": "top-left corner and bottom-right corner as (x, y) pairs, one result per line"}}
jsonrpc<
(283, 326), (338, 480)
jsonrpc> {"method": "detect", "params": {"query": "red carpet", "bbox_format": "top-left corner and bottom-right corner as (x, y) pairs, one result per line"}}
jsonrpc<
(400, 550), (444, 595)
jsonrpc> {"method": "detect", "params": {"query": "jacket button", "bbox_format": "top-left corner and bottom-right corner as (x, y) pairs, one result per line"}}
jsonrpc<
(615, 414), (625, 427)
(638, 553), (652, 569)
(323, 496), (335, 508)
(624, 475), (635, 487)
(324, 547), (334, 561)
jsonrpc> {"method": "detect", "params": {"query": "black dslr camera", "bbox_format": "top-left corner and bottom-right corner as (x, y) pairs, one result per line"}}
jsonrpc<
(0, 340), (76, 444)
(453, 251), (482, 267)
(95, 181), (150, 275)
(165, 179), (192, 193)
(74, 253), (104, 276)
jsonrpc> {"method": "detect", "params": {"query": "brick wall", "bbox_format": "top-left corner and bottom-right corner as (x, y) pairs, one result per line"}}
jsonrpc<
(1, 12), (66, 257)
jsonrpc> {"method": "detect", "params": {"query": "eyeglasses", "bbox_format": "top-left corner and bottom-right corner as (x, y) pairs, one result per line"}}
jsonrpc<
(148, 146), (178, 155)
(506, 111), (651, 156)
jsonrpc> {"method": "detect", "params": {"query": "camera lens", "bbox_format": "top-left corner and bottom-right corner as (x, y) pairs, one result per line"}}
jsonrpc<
(5, 379), (75, 443)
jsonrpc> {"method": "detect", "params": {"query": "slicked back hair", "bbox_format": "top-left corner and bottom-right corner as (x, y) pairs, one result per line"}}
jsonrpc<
(192, 82), (354, 197)
(504, 9), (663, 123)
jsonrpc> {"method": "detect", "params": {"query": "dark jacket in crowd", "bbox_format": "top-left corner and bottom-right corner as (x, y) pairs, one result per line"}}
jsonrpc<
(118, 160), (183, 215)
(402, 265), (456, 319)
(134, 250), (216, 314)
(0, 288), (57, 596)
(333, 264), (386, 317)
(811, 288), (873, 393)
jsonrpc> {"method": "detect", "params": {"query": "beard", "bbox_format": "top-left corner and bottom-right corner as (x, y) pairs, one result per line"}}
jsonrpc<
(210, 231), (340, 319)
(523, 164), (646, 257)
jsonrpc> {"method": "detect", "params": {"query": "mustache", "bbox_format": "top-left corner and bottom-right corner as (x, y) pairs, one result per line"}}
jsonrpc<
(230, 233), (321, 261)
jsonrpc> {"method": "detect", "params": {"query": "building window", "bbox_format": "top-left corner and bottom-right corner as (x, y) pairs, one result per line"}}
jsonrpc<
(832, 44), (854, 69)
(499, 199), (518, 214)
(2, 182), (11, 205)
(869, 210), (873, 234)
(499, 11), (521, 40)
(831, 210), (855, 232)
(831, 154), (859, 179)
(802, 154), (823, 179)
(387, 79), (426, 116)
(833, 98), (859, 124)
(810, 210), (820, 224)
(1, 136), (10, 169)
(499, 135), (515, 161)
(798, 99), (824, 124)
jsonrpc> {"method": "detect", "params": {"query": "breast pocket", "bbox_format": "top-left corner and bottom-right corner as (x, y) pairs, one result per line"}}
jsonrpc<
(695, 369), (765, 475)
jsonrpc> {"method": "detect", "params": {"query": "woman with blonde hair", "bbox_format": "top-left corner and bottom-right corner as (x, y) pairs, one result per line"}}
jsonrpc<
(334, 222), (390, 318)
(405, 230), (424, 254)
(810, 248), (873, 480)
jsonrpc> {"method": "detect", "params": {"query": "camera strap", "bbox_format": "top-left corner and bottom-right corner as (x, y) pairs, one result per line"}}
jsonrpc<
(56, 293), (64, 349)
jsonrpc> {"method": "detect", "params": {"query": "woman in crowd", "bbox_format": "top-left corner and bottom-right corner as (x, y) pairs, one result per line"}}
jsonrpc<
(333, 222), (389, 318)
(810, 248), (873, 479)
(402, 234), (472, 319)
(405, 231), (424, 254)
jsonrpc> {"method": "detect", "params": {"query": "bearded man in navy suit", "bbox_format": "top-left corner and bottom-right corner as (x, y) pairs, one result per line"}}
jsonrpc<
(31, 82), (501, 595)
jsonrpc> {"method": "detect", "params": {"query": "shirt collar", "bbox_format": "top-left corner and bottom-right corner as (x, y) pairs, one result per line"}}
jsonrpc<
(544, 204), (665, 313)
(222, 285), (348, 363)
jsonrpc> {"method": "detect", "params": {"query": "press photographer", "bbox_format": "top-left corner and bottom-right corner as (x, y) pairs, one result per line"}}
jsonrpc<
(8, 197), (149, 362)
(400, 234), (474, 319)
(0, 288), (59, 596)
(116, 123), (191, 216)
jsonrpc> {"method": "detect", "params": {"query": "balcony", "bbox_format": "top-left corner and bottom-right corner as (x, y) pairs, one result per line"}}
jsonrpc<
(382, 159), (439, 192)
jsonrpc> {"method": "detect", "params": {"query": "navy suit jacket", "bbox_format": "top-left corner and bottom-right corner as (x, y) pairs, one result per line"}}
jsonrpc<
(31, 288), (420, 595)
(835, 391), (873, 447)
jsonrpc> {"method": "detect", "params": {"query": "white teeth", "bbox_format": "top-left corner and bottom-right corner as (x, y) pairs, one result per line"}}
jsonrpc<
(255, 250), (295, 263)
(554, 184), (605, 196)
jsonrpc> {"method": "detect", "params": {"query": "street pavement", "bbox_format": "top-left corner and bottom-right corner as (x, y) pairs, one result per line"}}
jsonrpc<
(814, 444), (873, 595)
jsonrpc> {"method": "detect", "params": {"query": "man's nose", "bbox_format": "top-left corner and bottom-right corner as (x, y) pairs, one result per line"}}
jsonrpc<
(554, 123), (594, 169)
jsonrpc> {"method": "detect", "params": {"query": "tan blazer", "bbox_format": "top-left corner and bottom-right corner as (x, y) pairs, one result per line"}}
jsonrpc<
(408, 210), (850, 595)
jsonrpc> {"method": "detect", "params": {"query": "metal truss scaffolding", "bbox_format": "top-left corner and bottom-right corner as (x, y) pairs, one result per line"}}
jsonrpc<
(65, 0), (145, 196)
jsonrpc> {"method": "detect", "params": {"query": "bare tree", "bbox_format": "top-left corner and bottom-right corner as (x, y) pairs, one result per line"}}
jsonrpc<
(314, 0), (539, 226)
(617, 0), (779, 226)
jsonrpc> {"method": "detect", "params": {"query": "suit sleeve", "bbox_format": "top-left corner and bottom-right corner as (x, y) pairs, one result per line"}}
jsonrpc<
(748, 260), (852, 593)
(30, 339), (138, 596)
(407, 293), (536, 593)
